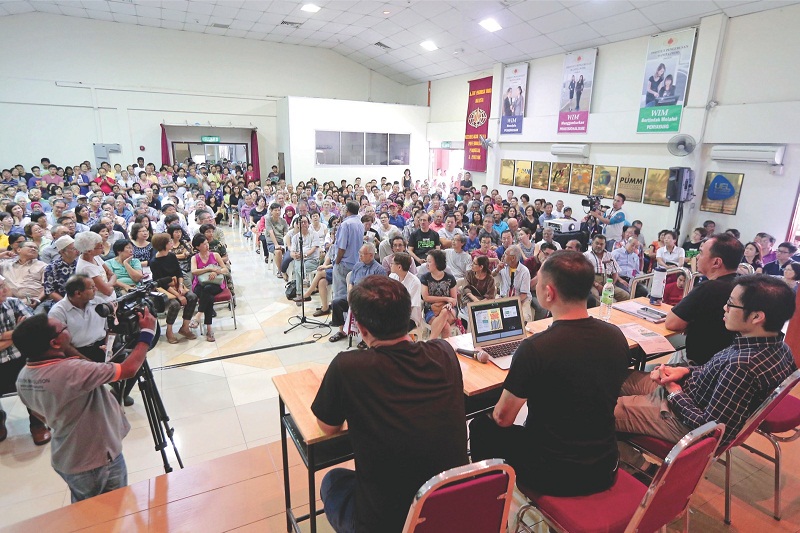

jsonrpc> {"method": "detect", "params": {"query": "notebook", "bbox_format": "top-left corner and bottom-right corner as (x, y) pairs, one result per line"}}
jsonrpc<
(466, 297), (527, 369)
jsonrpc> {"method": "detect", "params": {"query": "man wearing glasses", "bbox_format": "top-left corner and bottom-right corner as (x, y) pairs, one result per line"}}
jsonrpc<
(615, 275), (797, 454)
(13, 308), (156, 502)
(664, 234), (743, 365)
(763, 241), (798, 276)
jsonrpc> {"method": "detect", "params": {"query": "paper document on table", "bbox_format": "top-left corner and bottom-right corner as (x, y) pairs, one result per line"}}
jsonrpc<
(616, 323), (675, 354)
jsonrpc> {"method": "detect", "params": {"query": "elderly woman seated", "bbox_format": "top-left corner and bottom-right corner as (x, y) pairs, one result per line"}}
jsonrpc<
(105, 239), (144, 294)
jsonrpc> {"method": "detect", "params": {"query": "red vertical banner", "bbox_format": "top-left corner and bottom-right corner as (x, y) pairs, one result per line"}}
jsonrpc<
(464, 76), (493, 172)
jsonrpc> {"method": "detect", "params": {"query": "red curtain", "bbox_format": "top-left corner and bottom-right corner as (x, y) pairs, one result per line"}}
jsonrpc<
(160, 124), (171, 166)
(250, 129), (261, 183)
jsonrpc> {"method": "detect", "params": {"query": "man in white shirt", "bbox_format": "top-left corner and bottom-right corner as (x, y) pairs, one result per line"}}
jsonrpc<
(495, 245), (532, 322)
(584, 234), (631, 302)
(437, 214), (463, 249)
(388, 252), (422, 330)
(656, 230), (686, 268)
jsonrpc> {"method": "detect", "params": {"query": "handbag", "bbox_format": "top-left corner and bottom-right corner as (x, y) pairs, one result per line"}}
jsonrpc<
(198, 271), (224, 286)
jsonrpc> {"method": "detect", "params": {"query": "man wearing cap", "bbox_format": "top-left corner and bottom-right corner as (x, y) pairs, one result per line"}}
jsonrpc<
(43, 235), (79, 307)
(387, 202), (405, 229)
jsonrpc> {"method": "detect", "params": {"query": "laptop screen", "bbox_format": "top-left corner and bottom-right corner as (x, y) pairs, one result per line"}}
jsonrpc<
(469, 298), (525, 344)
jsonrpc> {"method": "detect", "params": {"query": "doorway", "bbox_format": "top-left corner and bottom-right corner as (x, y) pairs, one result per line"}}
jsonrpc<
(172, 142), (249, 166)
(429, 148), (464, 187)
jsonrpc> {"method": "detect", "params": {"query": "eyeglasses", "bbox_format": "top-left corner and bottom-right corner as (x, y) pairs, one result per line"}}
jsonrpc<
(777, 249), (791, 254)
(53, 325), (68, 337)
(725, 299), (747, 311)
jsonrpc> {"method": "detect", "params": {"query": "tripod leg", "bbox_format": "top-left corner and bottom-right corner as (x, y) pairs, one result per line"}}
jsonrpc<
(140, 362), (184, 470)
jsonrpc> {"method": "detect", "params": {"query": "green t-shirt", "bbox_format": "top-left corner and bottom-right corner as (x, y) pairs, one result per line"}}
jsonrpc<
(105, 257), (142, 286)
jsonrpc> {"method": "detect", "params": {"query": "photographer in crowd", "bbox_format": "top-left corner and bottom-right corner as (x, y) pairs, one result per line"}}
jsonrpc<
(14, 309), (157, 502)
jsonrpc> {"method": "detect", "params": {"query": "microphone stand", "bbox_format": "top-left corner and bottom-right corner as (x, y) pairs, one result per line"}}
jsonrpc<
(285, 231), (328, 333)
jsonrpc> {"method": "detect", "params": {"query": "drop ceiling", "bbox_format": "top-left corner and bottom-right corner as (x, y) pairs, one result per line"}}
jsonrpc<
(1, 0), (796, 85)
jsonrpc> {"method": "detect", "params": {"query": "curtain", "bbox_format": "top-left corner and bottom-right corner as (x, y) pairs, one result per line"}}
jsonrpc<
(250, 129), (261, 183)
(160, 124), (171, 166)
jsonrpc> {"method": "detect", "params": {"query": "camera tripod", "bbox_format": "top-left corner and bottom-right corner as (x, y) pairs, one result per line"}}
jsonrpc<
(285, 232), (328, 334)
(111, 335), (183, 474)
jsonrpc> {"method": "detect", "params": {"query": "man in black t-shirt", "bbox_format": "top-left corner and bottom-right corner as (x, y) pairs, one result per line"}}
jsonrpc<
(458, 171), (473, 196)
(312, 275), (468, 533)
(666, 234), (743, 365)
(470, 251), (630, 496)
(407, 212), (441, 265)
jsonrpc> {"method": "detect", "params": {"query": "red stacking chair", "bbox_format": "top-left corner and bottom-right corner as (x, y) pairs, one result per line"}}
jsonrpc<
(402, 459), (516, 533)
(624, 369), (800, 524)
(515, 421), (723, 533)
(741, 386), (800, 519)
(201, 286), (237, 334)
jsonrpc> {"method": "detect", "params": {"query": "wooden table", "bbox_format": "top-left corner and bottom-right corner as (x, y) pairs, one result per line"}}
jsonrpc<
(526, 297), (678, 369)
(273, 367), (353, 533)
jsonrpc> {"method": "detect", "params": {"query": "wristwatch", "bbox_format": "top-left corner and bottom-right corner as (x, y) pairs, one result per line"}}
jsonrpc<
(667, 391), (681, 402)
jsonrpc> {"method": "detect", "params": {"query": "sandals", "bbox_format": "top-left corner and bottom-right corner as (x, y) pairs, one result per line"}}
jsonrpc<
(166, 335), (179, 344)
(313, 308), (331, 317)
(189, 318), (200, 329)
(329, 331), (347, 343)
(206, 332), (216, 342)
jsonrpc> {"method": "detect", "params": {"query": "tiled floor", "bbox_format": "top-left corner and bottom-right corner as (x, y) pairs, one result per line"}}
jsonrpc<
(0, 226), (347, 529)
(3, 227), (800, 531)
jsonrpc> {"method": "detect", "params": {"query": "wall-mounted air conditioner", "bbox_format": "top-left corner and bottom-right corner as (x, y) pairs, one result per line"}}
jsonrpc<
(709, 144), (786, 165)
(550, 143), (589, 158)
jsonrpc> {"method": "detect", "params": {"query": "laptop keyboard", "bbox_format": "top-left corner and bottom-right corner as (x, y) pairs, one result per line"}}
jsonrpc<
(483, 340), (523, 359)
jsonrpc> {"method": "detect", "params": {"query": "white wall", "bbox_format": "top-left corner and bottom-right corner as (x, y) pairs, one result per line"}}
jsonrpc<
(0, 12), (408, 173)
(422, 6), (800, 242)
(283, 97), (430, 185)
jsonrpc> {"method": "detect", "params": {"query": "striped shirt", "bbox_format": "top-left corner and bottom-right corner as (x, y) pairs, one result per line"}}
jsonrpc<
(669, 334), (796, 448)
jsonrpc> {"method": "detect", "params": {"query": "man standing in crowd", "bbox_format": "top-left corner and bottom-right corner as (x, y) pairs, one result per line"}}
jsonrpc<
(14, 309), (156, 502)
(470, 251), (629, 496)
(665, 233), (742, 365)
(763, 241), (797, 276)
(408, 212), (441, 266)
(592, 193), (627, 250)
(333, 201), (364, 301)
(616, 275), (796, 455)
(314, 275), (468, 532)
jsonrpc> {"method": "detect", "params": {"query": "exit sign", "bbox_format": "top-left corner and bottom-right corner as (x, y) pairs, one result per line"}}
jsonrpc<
(201, 136), (221, 143)
(441, 141), (451, 148)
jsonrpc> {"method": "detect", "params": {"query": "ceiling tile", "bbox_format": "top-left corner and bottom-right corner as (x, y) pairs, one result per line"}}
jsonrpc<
(108, 1), (136, 15)
(161, 8), (186, 21)
(135, 4), (161, 18)
(588, 9), (653, 36)
(547, 22), (601, 46)
(138, 15), (162, 27)
(639, 0), (718, 24)
(269, 1), (297, 16)
(257, 12), (285, 25)
(160, 0), (188, 9)
(3, 1), (35, 14)
(184, 23), (206, 33)
(228, 18), (253, 30)
(113, 12), (138, 24)
(508, 0), (564, 20)
(515, 33), (561, 54)
(185, 12), (210, 25)
(387, 7), (427, 27)
(186, 1), (214, 15)
(656, 15), (703, 32)
(211, 3), (237, 18)
(86, 8), (113, 20)
(30, 0), (62, 13)
(299, 18), (326, 30)
(319, 21), (348, 34)
(490, 7), (525, 29)
(333, 10), (362, 24)
(606, 25), (659, 43)
(569, 0), (635, 23)
(499, 22), (540, 42)
(81, 0), (110, 12)
(161, 18), (184, 30)
(564, 36), (609, 52)
(235, 8), (262, 22)
(313, 8), (345, 22)
(60, 5), (89, 17)
(408, 1), (450, 18)
(456, 1), (507, 22)
(529, 8), (583, 33)
(204, 25), (227, 35)
(721, 0), (796, 17)
(486, 45), (528, 63)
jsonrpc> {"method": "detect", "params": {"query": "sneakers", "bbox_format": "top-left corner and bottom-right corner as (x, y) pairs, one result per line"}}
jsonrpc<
(313, 308), (331, 317)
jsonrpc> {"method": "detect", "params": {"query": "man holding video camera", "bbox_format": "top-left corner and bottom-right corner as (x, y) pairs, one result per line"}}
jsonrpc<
(49, 274), (136, 406)
(14, 308), (156, 503)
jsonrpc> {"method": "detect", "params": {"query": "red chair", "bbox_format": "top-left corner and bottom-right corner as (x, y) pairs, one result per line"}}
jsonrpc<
(516, 422), (723, 533)
(741, 385), (800, 520)
(200, 286), (237, 334)
(402, 459), (516, 533)
(624, 369), (800, 524)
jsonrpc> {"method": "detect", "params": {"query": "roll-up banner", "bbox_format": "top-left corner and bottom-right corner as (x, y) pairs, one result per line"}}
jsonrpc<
(558, 49), (597, 134)
(500, 62), (529, 135)
(637, 28), (696, 133)
(464, 76), (493, 172)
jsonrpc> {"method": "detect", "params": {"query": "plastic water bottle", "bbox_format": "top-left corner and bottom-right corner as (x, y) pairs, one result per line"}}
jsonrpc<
(650, 266), (667, 306)
(600, 278), (614, 321)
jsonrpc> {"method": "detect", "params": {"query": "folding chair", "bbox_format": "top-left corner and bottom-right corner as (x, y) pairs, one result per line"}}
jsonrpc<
(623, 369), (800, 524)
(402, 459), (515, 533)
(741, 376), (800, 520)
(517, 421), (724, 533)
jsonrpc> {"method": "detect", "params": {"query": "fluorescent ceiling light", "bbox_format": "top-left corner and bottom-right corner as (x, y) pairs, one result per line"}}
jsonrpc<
(479, 18), (502, 32)
(420, 40), (438, 51)
(301, 4), (321, 13)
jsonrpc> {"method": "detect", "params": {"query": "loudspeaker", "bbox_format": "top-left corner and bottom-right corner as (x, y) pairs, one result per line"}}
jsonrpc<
(667, 167), (695, 202)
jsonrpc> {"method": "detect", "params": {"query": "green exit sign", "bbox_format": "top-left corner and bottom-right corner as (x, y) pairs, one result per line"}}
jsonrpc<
(201, 136), (221, 143)
(441, 141), (451, 148)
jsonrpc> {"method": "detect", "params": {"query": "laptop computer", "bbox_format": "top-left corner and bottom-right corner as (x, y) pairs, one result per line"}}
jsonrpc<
(465, 297), (527, 370)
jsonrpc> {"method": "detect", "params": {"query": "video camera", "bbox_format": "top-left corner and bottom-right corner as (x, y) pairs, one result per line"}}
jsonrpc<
(581, 195), (609, 214)
(96, 280), (168, 337)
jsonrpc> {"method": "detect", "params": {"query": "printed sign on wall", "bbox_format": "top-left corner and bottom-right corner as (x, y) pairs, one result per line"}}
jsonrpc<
(464, 76), (493, 172)
(637, 29), (696, 133)
(591, 165), (618, 198)
(700, 172), (744, 215)
(500, 63), (529, 135)
(558, 49), (597, 134)
(643, 168), (671, 206)
(550, 163), (571, 192)
(617, 167), (647, 202)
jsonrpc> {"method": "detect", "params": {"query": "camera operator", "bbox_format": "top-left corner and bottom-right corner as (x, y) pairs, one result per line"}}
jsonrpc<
(48, 274), (135, 406)
(590, 193), (627, 251)
(13, 309), (156, 503)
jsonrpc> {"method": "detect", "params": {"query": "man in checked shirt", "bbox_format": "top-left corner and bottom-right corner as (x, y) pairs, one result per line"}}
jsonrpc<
(615, 274), (797, 456)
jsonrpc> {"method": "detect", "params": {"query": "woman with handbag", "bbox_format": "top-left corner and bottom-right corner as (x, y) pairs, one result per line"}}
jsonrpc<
(190, 233), (228, 343)
(421, 249), (458, 339)
(150, 233), (198, 344)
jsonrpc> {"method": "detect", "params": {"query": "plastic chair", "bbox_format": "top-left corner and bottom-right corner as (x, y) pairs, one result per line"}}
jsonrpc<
(200, 286), (237, 334)
(741, 380), (800, 519)
(516, 421), (724, 533)
(402, 459), (515, 533)
(624, 369), (800, 524)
